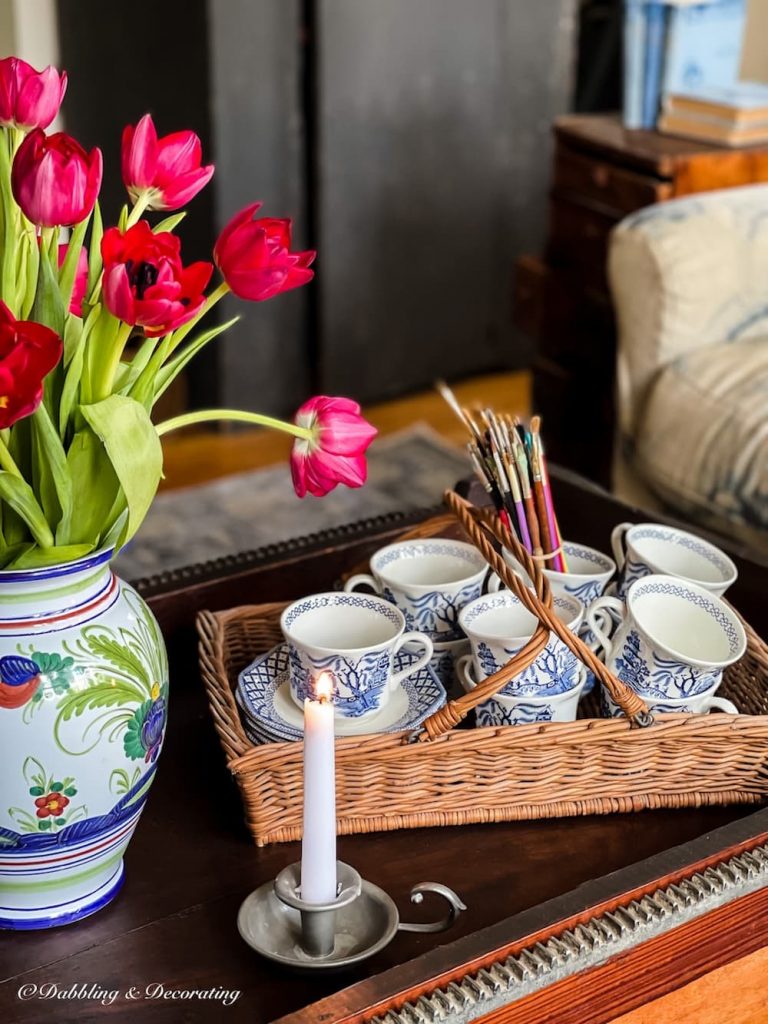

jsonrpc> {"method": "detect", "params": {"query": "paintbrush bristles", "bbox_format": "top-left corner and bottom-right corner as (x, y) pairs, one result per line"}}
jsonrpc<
(439, 392), (565, 568)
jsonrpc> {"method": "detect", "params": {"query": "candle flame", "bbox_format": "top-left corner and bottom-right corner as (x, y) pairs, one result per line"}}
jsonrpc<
(315, 671), (334, 703)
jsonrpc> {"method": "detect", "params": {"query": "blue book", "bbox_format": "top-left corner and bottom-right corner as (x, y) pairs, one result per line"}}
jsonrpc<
(642, 1), (668, 128)
(623, 0), (647, 128)
(663, 0), (747, 97)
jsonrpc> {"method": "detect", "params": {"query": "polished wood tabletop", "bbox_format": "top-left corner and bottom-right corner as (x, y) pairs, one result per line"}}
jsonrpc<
(0, 469), (764, 1024)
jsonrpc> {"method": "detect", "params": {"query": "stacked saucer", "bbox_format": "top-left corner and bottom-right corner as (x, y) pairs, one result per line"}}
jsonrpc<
(237, 645), (446, 743)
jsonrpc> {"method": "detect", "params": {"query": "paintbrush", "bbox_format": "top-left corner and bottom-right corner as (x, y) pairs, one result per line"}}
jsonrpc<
(529, 416), (556, 567)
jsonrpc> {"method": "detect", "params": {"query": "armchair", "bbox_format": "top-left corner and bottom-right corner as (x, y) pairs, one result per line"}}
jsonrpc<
(608, 185), (768, 553)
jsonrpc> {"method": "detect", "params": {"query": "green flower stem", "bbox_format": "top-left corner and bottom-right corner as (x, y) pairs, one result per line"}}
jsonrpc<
(155, 408), (312, 441)
(0, 434), (22, 478)
(164, 280), (230, 356)
(0, 130), (18, 311)
(126, 192), (152, 228)
(93, 320), (133, 401)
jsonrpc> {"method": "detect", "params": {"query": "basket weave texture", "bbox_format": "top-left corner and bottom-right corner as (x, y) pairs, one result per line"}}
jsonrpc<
(197, 493), (768, 846)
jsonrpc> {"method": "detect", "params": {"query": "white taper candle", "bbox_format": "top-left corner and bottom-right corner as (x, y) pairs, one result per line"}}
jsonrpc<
(300, 671), (337, 904)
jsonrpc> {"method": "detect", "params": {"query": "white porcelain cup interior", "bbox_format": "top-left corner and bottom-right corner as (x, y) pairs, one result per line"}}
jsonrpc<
(611, 521), (737, 593)
(586, 575), (746, 668)
(459, 589), (582, 650)
(345, 538), (487, 593)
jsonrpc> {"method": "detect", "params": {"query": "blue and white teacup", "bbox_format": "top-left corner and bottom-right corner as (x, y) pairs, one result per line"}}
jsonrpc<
(344, 539), (488, 641)
(280, 592), (433, 719)
(458, 590), (584, 696)
(599, 680), (737, 718)
(586, 574), (746, 702)
(458, 658), (587, 726)
(498, 540), (616, 609)
(611, 522), (737, 601)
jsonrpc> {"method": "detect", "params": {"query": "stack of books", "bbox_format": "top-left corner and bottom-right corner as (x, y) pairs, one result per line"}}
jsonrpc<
(623, 0), (748, 131)
(659, 81), (768, 145)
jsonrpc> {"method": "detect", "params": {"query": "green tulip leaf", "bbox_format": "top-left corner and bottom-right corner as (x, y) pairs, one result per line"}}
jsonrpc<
(80, 395), (162, 546)
(30, 245), (66, 338)
(0, 472), (54, 548)
(7, 543), (94, 569)
(86, 201), (104, 301)
(153, 212), (186, 233)
(153, 316), (240, 404)
(31, 403), (72, 529)
(56, 428), (119, 547)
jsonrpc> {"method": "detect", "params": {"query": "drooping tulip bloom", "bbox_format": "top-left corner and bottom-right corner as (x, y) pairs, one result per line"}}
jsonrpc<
(0, 57), (67, 131)
(290, 396), (377, 498)
(121, 114), (214, 211)
(12, 130), (102, 227)
(57, 244), (88, 317)
(214, 202), (315, 301)
(0, 301), (63, 430)
(101, 221), (212, 337)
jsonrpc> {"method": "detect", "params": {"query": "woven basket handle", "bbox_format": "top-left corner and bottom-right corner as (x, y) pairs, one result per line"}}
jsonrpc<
(418, 492), (652, 740)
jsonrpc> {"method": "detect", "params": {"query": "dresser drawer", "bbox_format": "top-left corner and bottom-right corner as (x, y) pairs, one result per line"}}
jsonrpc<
(546, 197), (618, 292)
(554, 144), (672, 214)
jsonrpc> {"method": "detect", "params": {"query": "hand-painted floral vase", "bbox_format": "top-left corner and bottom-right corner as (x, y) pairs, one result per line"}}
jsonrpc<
(0, 549), (168, 929)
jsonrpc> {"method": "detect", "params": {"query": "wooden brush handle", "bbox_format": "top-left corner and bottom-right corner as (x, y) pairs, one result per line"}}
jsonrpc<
(523, 494), (542, 554)
(533, 479), (555, 566)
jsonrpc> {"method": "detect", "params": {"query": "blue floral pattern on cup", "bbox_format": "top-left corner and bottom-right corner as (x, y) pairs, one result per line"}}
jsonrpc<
(476, 699), (555, 727)
(382, 580), (479, 640)
(475, 640), (580, 696)
(613, 628), (721, 699)
(288, 645), (392, 718)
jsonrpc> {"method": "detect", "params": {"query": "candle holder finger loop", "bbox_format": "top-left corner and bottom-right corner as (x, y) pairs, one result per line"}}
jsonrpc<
(398, 882), (467, 933)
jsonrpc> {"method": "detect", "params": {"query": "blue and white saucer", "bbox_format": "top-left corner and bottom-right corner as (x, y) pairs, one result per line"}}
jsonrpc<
(237, 644), (446, 743)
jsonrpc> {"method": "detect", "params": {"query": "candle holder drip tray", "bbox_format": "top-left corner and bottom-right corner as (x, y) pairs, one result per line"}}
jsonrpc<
(237, 861), (466, 971)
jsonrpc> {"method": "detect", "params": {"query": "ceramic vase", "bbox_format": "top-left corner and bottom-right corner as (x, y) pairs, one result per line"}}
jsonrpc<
(0, 549), (168, 929)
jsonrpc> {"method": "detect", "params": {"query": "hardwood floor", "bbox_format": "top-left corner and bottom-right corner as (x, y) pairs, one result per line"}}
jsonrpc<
(159, 370), (530, 491)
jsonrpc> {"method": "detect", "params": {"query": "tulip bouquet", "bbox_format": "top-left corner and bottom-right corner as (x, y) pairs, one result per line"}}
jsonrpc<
(0, 56), (376, 568)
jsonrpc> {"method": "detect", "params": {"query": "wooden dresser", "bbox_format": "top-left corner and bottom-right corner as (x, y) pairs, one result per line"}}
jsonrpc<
(516, 113), (768, 487)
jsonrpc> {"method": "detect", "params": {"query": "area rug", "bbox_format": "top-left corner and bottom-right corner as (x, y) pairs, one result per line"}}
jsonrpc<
(114, 424), (469, 580)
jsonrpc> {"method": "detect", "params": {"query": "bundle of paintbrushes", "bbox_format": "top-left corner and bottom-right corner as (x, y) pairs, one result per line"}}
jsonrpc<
(436, 381), (567, 571)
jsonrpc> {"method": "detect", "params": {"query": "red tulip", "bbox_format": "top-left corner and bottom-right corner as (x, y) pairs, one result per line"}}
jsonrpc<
(57, 243), (88, 317)
(0, 57), (67, 131)
(0, 301), (62, 429)
(122, 114), (214, 211)
(101, 221), (213, 338)
(12, 129), (102, 227)
(290, 396), (377, 498)
(213, 202), (315, 301)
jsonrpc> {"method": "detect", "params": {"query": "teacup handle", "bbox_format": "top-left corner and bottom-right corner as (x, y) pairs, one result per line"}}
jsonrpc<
(704, 695), (738, 714)
(344, 573), (382, 594)
(586, 596), (625, 660)
(391, 632), (434, 690)
(456, 654), (476, 692)
(611, 522), (633, 572)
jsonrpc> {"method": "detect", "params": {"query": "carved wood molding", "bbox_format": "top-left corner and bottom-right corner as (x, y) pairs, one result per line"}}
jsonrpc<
(370, 843), (768, 1024)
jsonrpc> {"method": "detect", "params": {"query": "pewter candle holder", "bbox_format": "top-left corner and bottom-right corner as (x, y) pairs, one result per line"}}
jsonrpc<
(237, 860), (466, 971)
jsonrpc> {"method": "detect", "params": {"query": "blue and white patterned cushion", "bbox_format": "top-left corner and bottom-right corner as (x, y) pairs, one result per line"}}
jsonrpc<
(634, 335), (768, 535)
(609, 185), (768, 546)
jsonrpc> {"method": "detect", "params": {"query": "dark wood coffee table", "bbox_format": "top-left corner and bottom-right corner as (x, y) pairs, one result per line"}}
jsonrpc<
(2, 468), (767, 1024)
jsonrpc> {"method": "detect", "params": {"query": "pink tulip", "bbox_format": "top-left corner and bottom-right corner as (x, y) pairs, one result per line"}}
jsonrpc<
(290, 396), (377, 498)
(12, 129), (102, 227)
(213, 202), (315, 301)
(0, 57), (67, 131)
(57, 243), (88, 317)
(121, 114), (214, 211)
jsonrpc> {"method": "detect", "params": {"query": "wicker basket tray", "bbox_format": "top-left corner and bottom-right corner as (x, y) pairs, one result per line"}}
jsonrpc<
(197, 492), (768, 846)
